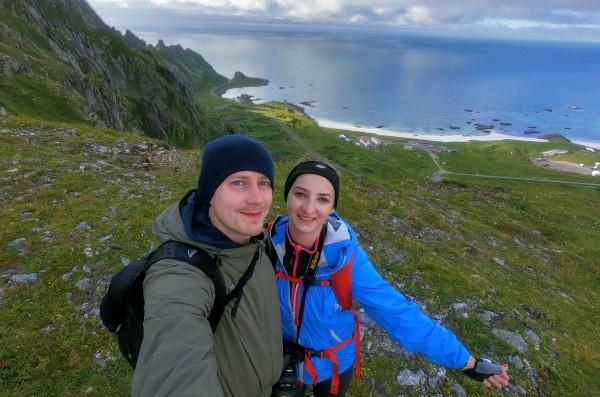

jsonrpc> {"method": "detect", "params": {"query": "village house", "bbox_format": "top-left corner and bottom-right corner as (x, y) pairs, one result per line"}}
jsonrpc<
(542, 149), (568, 157)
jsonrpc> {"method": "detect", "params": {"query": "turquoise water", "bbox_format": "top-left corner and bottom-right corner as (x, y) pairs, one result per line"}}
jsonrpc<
(138, 26), (600, 145)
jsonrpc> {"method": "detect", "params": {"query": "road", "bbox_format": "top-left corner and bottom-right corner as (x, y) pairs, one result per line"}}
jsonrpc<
(424, 147), (600, 188)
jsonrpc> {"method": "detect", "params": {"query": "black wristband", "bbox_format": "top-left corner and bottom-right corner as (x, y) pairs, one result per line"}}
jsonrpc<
(463, 357), (503, 382)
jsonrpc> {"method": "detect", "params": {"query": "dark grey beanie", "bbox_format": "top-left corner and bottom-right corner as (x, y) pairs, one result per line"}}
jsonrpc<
(197, 134), (274, 205)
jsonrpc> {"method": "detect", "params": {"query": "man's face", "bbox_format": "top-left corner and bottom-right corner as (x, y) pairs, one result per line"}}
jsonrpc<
(208, 171), (273, 244)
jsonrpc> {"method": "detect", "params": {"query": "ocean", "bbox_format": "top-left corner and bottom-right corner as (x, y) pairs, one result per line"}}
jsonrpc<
(137, 25), (600, 146)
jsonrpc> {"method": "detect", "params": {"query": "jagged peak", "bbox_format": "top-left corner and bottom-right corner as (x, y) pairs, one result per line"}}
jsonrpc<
(123, 29), (147, 49)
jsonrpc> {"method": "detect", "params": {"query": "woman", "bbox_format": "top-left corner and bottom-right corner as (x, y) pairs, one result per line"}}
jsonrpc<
(268, 160), (510, 397)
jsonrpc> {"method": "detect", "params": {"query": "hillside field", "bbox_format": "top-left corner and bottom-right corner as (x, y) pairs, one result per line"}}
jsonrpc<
(1, 102), (599, 396)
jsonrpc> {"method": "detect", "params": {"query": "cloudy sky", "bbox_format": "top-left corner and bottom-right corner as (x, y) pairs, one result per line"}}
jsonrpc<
(87, 0), (600, 42)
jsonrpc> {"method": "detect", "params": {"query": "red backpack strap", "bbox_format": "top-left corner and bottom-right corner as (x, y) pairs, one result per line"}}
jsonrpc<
(351, 306), (362, 381)
(330, 253), (354, 309)
(330, 253), (362, 387)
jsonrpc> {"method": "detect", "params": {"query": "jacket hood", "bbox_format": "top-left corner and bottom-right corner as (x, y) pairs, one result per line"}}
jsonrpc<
(153, 199), (262, 258)
(270, 212), (358, 276)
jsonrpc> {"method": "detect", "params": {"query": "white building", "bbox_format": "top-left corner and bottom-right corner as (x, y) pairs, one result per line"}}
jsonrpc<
(357, 138), (370, 148)
(542, 149), (568, 157)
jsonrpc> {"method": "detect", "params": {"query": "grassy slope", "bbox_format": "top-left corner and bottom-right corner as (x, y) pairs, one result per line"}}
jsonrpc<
(1, 99), (599, 396)
(0, 2), (226, 144)
(0, 6), (87, 123)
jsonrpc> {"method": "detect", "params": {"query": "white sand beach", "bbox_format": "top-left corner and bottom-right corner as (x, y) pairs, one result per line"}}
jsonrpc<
(571, 140), (600, 150)
(317, 119), (550, 144)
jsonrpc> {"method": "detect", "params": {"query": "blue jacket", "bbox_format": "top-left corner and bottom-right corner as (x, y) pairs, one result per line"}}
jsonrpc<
(269, 213), (470, 384)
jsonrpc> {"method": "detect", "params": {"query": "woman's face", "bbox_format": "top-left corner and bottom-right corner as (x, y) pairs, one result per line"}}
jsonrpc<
(287, 174), (335, 239)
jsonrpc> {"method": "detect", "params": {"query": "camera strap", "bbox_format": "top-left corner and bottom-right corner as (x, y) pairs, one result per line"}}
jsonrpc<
(286, 224), (327, 346)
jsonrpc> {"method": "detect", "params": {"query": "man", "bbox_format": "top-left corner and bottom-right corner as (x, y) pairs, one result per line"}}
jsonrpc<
(132, 135), (283, 397)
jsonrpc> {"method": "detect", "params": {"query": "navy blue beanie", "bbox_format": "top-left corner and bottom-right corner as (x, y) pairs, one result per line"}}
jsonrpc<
(197, 134), (274, 205)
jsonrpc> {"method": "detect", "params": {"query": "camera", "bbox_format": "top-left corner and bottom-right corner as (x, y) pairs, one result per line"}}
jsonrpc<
(272, 359), (298, 396)
(272, 342), (303, 397)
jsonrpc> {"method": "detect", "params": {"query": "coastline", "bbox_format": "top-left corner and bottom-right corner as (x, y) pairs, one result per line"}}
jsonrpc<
(217, 86), (599, 148)
(212, 72), (269, 97)
(570, 140), (600, 150)
(317, 119), (550, 144)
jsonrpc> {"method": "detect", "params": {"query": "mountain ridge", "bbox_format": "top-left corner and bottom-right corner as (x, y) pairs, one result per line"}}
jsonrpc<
(0, 0), (227, 144)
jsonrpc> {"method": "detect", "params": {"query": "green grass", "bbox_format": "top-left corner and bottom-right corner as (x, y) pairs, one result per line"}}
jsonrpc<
(553, 150), (600, 166)
(438, 139), (599, 183)
(0, 77), (86, 123)
(2, 108), (599, 397)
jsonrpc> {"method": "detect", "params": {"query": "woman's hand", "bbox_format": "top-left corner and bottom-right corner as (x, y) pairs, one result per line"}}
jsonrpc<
(463, 356), (510, 388)
(483, 363), (510, 389)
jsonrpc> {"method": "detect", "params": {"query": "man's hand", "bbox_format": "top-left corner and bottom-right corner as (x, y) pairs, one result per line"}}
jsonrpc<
(463, 356), (510, 389)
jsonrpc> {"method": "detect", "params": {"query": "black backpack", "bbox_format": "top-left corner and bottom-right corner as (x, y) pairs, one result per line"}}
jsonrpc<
(100, 240), (259, 368)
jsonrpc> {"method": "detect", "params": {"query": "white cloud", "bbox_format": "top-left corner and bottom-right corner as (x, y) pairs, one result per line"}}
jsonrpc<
(349, 14), (367, 23)
(395, 5), (436, 26)
(87, 0), (600, 40)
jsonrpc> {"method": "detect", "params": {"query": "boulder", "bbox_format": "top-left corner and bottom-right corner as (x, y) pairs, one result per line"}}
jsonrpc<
(493, 328), (528, 352)
(396, 369), (425, 386)
(75, 221), (92, 231)
(75, 278), (92, 292)
(477, 310), (497, 324)
(453, 383), (466, 397)
(427, 367), (447, 388)
(93, 351), (115, 368)
(450, 302), (471, 313)
(524, 328), (541, 350)
(9, 273), (38, 285)
(507, 355), (525, 369)
(8, 238), (31, 255)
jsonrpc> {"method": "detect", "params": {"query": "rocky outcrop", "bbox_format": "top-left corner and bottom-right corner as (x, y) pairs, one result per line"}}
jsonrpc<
(123, 29), (147, 50)
(149, 38), (227, 92)
(0, 53), (31, 78)
(214, 70), (269, 96)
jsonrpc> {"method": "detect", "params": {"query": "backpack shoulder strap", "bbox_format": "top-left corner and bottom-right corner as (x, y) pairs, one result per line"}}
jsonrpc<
(264, 217), (281, 268)
(330, 252), (355, 310)
(221, 246), (260, 319)
(147, 240), (227, 332)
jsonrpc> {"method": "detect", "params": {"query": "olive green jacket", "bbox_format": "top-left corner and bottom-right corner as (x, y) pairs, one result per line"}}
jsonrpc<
(131, 204), (283, 397)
